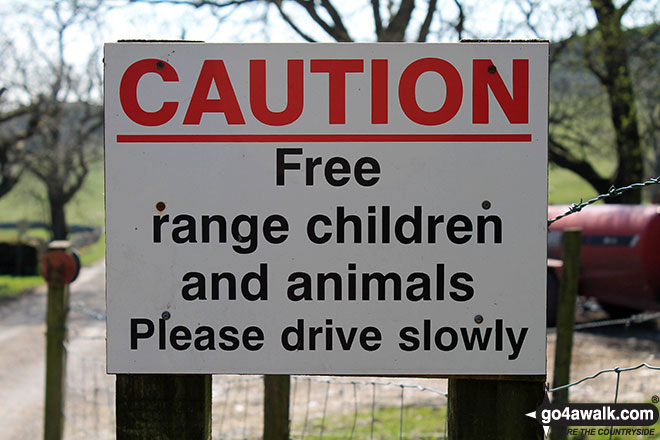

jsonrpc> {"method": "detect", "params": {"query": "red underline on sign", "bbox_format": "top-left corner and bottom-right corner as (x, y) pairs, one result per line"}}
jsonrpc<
(116, 134), (532, 143)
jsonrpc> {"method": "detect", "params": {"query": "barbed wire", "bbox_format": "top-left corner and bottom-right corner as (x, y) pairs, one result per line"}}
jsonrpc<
(295, 376), (449, 398)
(547, 175), (660, 225)
(573, 311), (660, 330)
(548, 363), (660, 393)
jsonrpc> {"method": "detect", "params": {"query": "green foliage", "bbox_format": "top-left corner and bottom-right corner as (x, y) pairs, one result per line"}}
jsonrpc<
(549, 22), (660, 200)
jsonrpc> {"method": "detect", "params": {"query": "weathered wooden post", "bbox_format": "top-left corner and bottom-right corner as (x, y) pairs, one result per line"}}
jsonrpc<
(263, 375), (291, 440)
(550, 228), (581, 440)
(116, 374), (212, 439)
(41, 241), (80, 440)
(448, 377), (545, 439)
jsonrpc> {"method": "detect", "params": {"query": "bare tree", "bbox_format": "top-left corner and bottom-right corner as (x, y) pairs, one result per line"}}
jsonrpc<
(1, 0), (104, 239)
(128, 0), (659, 202)
(129, 0), (468, 42)
(0, 91), (40, 199)
(524, 0), (658, 203)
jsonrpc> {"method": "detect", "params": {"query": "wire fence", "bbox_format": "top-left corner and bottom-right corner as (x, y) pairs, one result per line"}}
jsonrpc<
(50, 175), (660, 438)
(572, 311), (660, 331)
(60, 335), (660, 440)
(547, 175), (660, 225)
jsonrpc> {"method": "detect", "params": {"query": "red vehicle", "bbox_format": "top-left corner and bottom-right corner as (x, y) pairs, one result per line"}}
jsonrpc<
(547, 204), (660, 323)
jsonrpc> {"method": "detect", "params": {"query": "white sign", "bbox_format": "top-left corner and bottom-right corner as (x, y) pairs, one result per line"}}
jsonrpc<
(104, 42), (548, 375)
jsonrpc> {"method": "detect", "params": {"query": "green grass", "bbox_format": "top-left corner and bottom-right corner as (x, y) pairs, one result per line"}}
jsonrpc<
(0, 159), (104, 227)
(0, 150), (623, 231)
(0, 150), (637, 301)
(548, 154), (615, 205)
(290, 401), (660, 440)
(0, 237), (104, 299)
(0, 158), (105, 299)
(78, 232), (105, 266)
(0, 274), (43, 299)
(0, 228), (51, 242)
(293, 405), (447, 440)
(548, 167), (600, 205)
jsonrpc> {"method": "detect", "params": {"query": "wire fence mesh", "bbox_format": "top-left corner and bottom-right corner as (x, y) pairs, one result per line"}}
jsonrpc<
(50, 176), (660, 438)
(60, 334), (659, 440)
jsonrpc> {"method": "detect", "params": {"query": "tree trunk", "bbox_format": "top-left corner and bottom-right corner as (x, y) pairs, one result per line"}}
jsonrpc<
(591, 0), (644, 203)
(48, 192), (68, 240)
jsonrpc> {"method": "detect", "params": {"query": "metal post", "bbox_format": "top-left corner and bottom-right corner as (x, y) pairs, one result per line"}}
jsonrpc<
(551, 228), (581, 440)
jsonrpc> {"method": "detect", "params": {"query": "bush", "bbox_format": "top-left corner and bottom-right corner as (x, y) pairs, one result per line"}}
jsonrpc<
(0, 242), (39, 275)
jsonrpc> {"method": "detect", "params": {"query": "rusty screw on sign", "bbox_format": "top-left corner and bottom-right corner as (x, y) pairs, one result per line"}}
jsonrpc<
(474, 315), (484, 324)
(156, 61), (165, 70)
(487, 64), (497, 74)
(156, 201), (166, 212)
(482, 200), (491, 210)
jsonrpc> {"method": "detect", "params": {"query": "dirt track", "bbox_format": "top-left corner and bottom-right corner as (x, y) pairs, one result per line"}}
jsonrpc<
(0, 262), (659, 439)
(0, 262), (107, 439)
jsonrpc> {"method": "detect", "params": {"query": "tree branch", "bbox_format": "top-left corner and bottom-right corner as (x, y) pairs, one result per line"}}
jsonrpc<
(319, 0), (352, 41)
(291, 0), (351, 41)
(382, 0), (414, 42)
(452, 0), (465, 40)
(417, 0), (438, 42)
(371, 0), (383, 40)
(129, 0), (258, 7)
(272, 1), (317, 42)
(548, 136), (611, 194)
(581, 27), (608, 84)
(617, 0), (635, 19)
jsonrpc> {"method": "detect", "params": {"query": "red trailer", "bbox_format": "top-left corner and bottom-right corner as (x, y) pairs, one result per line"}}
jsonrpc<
(547, 204), (660, 322)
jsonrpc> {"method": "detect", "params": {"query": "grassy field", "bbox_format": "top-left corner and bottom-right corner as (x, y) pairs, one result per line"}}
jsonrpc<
(293, 401), (659, 439)
(548, 166), (599, 205)
(0, 274), (43, 299)
(0, 160), (105, 298)
(0, 156), (606, 225)
(0, 159), (104, 227)
(0, 234), (106, 299)
(0, 155), (625, 300)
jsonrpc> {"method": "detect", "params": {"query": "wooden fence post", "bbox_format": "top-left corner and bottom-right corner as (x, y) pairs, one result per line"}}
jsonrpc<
(550, 228), (581, 440)
(263, 374), (291, 440)
(448, 377), (545, 439)
(116, 374), (212, 439)
(43, 280), (69, 440)
(42, 240), (78, 440)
